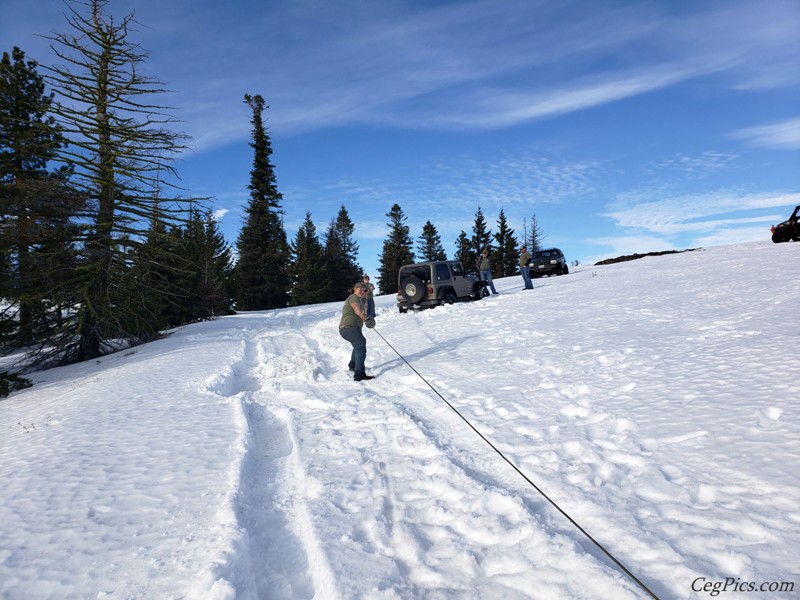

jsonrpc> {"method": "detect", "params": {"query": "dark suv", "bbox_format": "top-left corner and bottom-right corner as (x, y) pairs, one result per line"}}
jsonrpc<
(771, 205), (800, 243)
(397, 260), (489, 313)
(530, 248), (569, 277)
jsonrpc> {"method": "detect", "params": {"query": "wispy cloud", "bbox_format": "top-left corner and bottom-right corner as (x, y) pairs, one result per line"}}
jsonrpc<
(605, 190), (800, 237)
(642, 151), (740, 178)
(729, 117), (800, 150)
(143, 0), (800, 150)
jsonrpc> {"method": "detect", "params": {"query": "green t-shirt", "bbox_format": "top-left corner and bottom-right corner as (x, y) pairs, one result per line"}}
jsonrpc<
(340, 294), (364, 328)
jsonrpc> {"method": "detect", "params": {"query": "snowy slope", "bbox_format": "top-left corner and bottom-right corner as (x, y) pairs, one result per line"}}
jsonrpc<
(1, 241), (798, 600)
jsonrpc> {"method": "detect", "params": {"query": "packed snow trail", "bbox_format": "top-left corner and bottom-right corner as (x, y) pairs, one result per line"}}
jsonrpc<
(1, 241), (797, 600)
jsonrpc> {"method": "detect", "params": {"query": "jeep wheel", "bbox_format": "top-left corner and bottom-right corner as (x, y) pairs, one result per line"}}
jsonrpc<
(479, 286), (490, 299)
(400, 276), (425, 303)
(772, 228), (789, 243)
(563, 265), (569, 275)
(443, 292), (456, 305)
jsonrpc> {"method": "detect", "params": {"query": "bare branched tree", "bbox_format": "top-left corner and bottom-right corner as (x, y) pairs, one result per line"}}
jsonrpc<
(42, 0), (191, 364)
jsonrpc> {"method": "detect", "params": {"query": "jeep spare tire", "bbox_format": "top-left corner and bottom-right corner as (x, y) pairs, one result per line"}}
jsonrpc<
(401, 276), (425, 303)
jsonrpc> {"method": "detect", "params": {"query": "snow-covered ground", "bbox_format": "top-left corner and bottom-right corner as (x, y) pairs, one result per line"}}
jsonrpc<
(1, 241), (798, 600)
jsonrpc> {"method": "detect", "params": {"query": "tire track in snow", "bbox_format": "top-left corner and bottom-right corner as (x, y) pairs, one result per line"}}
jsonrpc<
(246, 324), (341, 600)
(202, 325), (338, 599)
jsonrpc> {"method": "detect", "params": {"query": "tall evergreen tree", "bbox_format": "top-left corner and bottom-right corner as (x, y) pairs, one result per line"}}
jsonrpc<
(123, 214), (181, 333)
(41, 0), (192, 364)
(377, 203), (415, 294)
(182, 209), (234, 321)
(0, 46), (77, 347)
(454, 230), (472, 270)
(493, 209), (519, 277)
(321, 206), (362, 301)
(416, 220), (447, 262)
(290, 211), (326, 306)
(234, 93), (289, 310)
(471, 206), (493, 263)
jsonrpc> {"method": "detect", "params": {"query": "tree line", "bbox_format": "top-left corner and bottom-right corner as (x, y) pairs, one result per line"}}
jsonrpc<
(0, 0), (546, 380)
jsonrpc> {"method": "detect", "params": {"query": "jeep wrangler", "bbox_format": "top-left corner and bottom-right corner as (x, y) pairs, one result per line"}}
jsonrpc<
(530, 248), (569, 277)
(771, 205), (800, 243)
(397, 260), (489, 313)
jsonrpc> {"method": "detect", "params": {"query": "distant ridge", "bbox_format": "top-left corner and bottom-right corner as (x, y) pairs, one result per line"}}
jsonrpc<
(594, 248), (699, 266)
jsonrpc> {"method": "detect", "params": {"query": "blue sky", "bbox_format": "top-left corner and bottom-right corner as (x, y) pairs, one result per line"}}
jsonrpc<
(3, 0), (799, 277)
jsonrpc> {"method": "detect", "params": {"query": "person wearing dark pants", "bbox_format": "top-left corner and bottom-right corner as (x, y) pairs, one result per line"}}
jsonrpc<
(478, 250), (499, 294)
(339, 282), (374, 381)
(519, 246), (533, 290)
(362, 275), (376, 319)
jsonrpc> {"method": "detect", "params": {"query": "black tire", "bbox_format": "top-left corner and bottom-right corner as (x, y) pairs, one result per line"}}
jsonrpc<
(479, 286), (490, 299)
(563, 265), (569, 275)
(772, 228), (789, 243)
(443, 292), (456, 305)
(400, 276), (425, 303)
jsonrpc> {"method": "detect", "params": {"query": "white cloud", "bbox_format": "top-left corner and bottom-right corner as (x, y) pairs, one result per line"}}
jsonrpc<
(606, 191), (800, 236)
(730, 117), (800, 150)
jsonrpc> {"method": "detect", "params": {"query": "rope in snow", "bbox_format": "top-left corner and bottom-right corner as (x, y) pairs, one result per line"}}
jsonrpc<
(372, 326), (661, 600)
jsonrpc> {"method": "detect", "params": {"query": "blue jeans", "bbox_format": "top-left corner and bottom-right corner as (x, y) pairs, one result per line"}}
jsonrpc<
(339, 326), (367, 376)
(520, 266), (533, 289)
(480, 270), (498, 294)
(366, 298), (376, 319)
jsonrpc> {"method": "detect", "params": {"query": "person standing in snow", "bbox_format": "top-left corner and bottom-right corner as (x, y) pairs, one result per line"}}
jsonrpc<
(478, 250), (499, 295)
(362, 275), (376, 319)
(339, 282), (374, 381)
(519, 246), (534, 290)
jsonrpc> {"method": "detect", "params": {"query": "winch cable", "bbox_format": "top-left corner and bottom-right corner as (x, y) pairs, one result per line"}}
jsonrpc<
(372, 325), (661, 600)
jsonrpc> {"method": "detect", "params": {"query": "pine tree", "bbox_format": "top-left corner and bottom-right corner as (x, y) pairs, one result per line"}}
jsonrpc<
(41, 0), (192, 364)
(234, 93), (289, 310)
(290, 211), (326, 306)
(417, 220), (447, 261)
(0, 46), (78, 347)
(471, 206), (493, 263)
(493, 209), (519, 277)
(123, 216), (181, 333)
(377, 203), (415, 294)
(321, 206), (362, 301)
(182, 209), (234, 321)
(454, 231), (472, 270)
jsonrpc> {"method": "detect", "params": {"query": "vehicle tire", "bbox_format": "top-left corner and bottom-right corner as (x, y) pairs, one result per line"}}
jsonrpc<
(479, 286), (490, 299)
(563, 265), (569, 275)
(772, 229), (789, 243)
(400, 276), (425, 303)
(443, 292), (456, 305)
